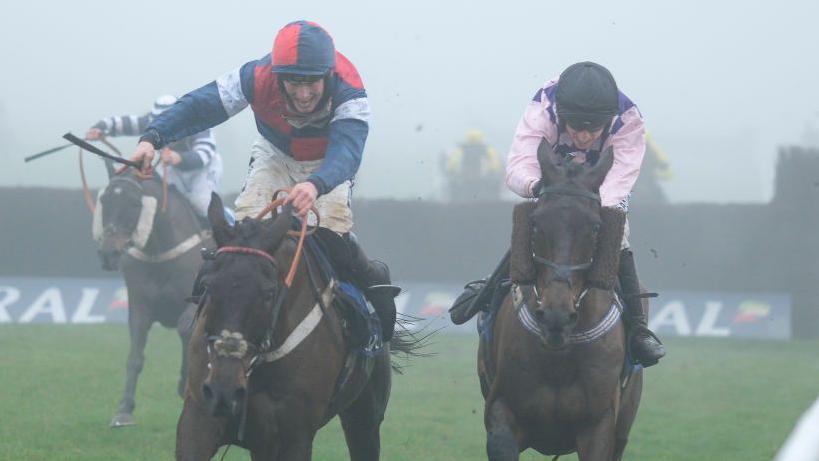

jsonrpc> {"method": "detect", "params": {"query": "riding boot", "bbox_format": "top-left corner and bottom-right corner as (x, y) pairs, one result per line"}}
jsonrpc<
(619, 249), (665, 367)
(344, 234), (401, 342)
(449, 250), (510, 325)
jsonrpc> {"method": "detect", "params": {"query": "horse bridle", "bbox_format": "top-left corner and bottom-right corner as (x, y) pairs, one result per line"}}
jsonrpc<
(529, 185), (601, 307)
(203, 192), (319, 377)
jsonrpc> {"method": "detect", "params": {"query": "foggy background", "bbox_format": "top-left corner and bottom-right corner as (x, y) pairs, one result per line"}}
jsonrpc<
(2, 0), (818, 202)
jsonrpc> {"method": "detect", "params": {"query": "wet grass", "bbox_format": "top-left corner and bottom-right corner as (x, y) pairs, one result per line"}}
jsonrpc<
(1, 325), (817, 460)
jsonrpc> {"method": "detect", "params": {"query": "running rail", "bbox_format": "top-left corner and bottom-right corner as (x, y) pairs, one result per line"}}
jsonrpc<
(773, 396), (819, 461)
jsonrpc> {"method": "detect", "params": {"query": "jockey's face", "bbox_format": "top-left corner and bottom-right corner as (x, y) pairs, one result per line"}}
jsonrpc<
(565, 124), (606, 151)
(282, 78), (325, 114)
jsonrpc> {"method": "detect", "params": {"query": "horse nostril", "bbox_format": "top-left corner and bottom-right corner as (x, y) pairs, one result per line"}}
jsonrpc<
(568, 312), (579, 324)
(202, 383), (214, 402)
(534, 310), (546, 322)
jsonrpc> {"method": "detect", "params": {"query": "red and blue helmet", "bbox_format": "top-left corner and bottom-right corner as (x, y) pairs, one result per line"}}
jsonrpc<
(271, 20), (336, 76)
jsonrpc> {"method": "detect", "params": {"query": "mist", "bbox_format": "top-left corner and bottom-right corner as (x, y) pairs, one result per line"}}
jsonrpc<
(2, 0), (818, 203)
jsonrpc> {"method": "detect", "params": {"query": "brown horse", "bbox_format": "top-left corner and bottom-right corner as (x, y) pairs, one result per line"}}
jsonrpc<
(478, 145), (643, 461)
(176, 193), (405, 461)
(95, 173), (208, 427)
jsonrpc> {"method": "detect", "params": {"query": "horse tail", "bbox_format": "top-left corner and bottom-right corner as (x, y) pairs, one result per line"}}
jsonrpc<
(388, 313), (437, 373)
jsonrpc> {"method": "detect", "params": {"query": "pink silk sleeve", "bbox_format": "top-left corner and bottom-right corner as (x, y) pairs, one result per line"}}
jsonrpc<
(505, 100), (555, 198)
(599, 106), (646, 209)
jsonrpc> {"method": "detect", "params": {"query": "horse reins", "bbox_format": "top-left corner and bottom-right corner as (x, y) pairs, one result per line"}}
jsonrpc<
(530, 185), (601, 307)
(207, 189), (320, 374)
(215, 189), (320, 289)
(80, 136), (169, 215)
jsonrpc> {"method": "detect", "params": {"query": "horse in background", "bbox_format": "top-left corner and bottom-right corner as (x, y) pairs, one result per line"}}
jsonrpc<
(478, 144), (644, 461)
(93, 171), (210, 427)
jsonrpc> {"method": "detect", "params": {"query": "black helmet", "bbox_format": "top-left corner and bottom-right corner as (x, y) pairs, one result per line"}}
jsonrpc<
(555, 62), (619, 130)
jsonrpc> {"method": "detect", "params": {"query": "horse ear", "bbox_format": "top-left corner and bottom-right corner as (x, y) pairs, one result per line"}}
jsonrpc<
(208, 192), (233, 247)
(537, 138), (564, 189)
(581, 146), (614, 192)
(263, 203), (293, 251)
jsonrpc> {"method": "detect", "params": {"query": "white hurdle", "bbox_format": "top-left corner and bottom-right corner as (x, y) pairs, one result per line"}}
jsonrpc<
(774, 396), (819, 461)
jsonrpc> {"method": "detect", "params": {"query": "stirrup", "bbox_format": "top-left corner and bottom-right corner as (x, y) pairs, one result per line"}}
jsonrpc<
(622, 291), (658, 301)
(366, 284), (402, 298)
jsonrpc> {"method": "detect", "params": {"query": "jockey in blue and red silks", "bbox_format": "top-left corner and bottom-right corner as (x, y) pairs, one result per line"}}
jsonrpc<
(126, 20), (399, 340)
(506, 62), (665, 366)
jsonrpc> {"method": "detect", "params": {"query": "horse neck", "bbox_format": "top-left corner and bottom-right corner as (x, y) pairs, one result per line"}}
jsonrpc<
(141, 180), (200, 255)
(266, 238), (320, 335)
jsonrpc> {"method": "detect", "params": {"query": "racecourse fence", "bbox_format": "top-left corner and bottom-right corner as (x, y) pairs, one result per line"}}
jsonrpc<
(2, 147), (818, 337)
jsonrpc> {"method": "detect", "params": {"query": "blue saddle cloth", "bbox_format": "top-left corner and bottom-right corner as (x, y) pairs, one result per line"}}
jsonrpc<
(304, 233), (383, 356)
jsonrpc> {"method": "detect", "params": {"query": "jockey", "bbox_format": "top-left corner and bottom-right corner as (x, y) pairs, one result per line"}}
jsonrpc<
(125, 20), (399, 341)
(86, 95), (223, 224)
(505, 61), (665, 366)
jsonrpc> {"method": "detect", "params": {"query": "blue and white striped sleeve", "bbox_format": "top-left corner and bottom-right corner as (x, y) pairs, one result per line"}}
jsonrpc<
(142, 60), (255, 148)
(176, 130), (217, 171)
(92, 113), (150, 137)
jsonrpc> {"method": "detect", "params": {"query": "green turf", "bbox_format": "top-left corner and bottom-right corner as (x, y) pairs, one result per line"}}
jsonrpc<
(1, 325), (817, 460)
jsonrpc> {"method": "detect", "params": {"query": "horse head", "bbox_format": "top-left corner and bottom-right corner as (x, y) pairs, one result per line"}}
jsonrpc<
(94, 174), (157, 270)
(512, 140), (613, 349)
(197, 193), (293, 418)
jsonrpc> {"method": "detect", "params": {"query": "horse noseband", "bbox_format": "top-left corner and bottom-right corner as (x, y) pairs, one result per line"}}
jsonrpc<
(532, 254), (592, 289)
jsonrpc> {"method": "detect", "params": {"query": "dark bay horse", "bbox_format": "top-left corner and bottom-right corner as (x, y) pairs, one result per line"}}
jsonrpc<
(176, 193), (402, 461)
(478, 146), (643, 461)
(94, 172), (209, 427)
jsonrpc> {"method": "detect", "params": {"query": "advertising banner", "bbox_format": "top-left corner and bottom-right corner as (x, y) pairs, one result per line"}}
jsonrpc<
(0, 277), (791, 339)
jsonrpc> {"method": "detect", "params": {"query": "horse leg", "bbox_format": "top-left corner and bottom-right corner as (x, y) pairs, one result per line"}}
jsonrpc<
(110, 306), (152, 427)
(276, 435), (315, 461)
(175, 396), (223, 461)
(485, 398), (521, 461)
(613, 372), (643, 461)
(340, 352), (392, 461)
(575, 410), (616, 461)
(176, 303), (196, 398)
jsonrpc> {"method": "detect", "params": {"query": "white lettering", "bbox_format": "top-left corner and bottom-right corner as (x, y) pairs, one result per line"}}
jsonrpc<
(0, 286), (20, 323)
(70, 288), (105, 324)
(696, 302), (731, 337)
(19, 288), (67, 324)
(649, 300), (691, 336)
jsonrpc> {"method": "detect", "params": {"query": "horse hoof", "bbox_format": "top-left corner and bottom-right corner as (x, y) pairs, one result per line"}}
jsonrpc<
(109, 413), (136, 428)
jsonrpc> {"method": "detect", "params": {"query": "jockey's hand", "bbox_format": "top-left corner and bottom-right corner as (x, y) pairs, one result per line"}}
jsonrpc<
(286, 182), (318, 217)
(160, 148), (182, 166)
(85, 128), (103, 140)
(130, 141), (156, 179)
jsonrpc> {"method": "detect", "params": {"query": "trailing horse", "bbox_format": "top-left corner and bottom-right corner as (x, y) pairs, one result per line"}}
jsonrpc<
(176, 193), (418, 461)
(478, 144), (644, 461)
(93, 172), (210, 427)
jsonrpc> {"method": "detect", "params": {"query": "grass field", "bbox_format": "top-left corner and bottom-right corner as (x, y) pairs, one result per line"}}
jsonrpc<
(1, 325), (818, 461)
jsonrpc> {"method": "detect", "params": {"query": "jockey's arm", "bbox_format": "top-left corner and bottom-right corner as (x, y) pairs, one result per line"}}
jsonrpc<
(598, 108), (646, 210)
(175, 130), (217, 171)
(86, 114), (150, 139)
(505, 98), (551, 198)
(285, 117), (367, 217)
(130, 62), (254, 174)
(306, 118), (368, 195)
